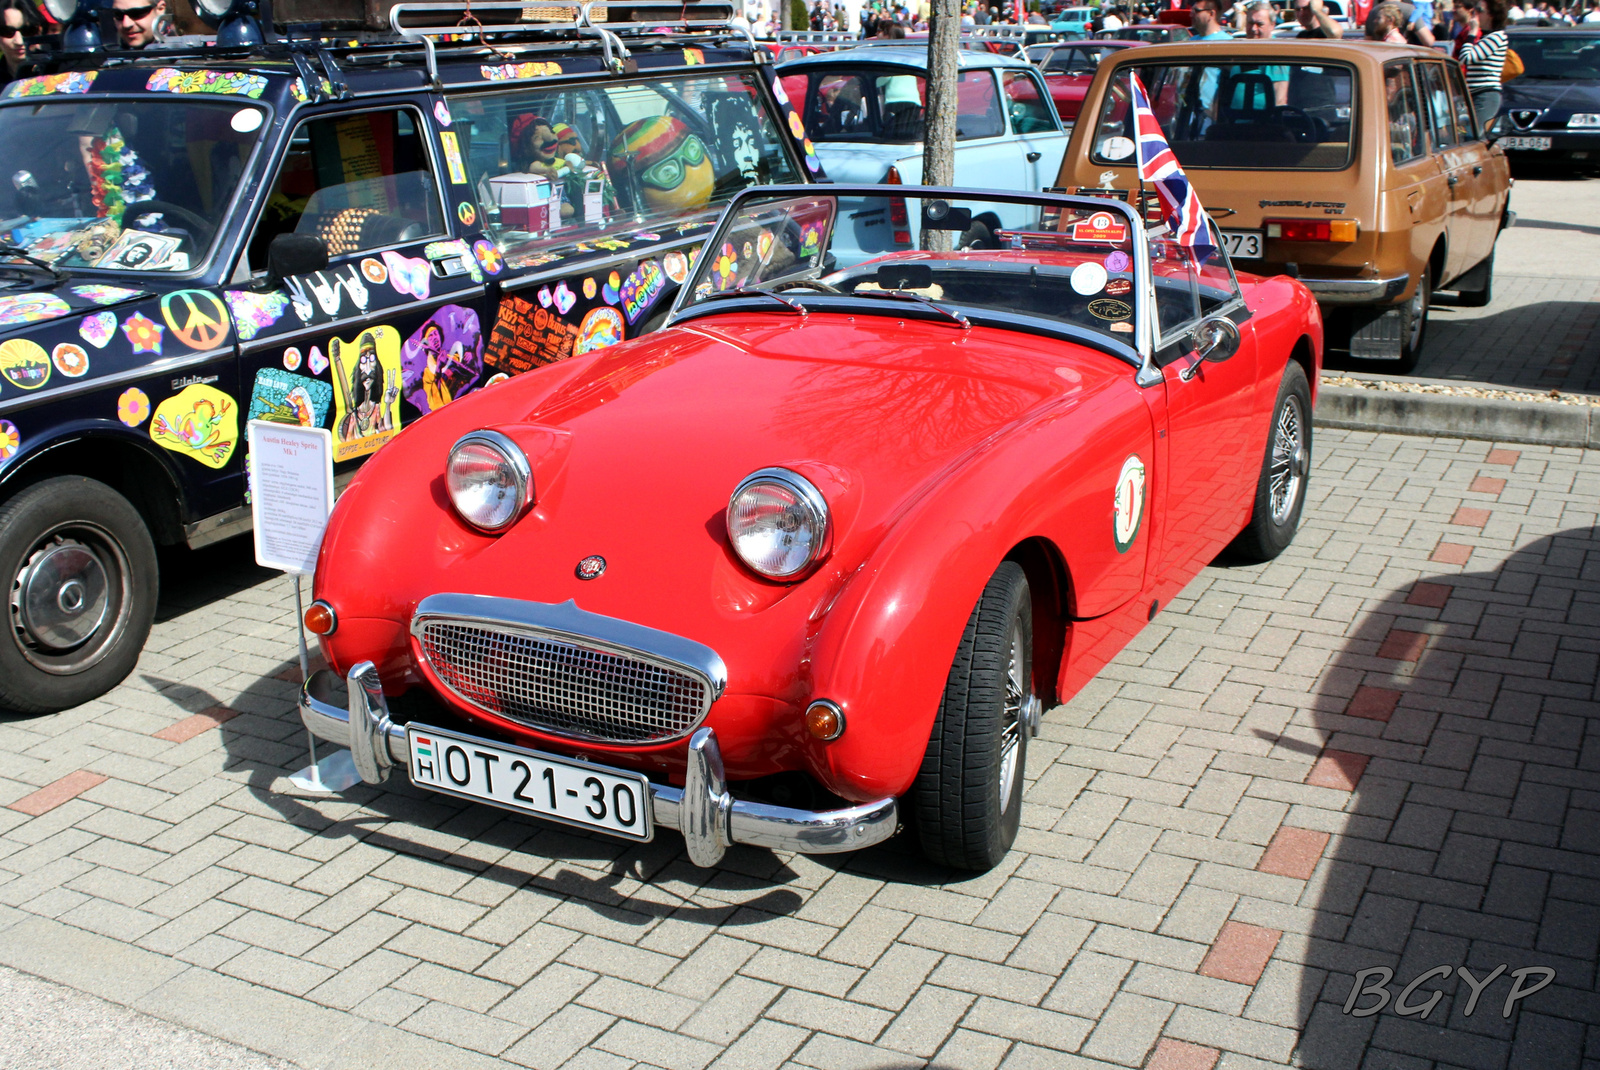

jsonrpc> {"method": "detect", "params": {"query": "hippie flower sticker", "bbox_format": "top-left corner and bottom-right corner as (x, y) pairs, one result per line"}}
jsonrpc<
(79, 311), (117, 349)
(117, 387), (150, 427)
(0, 420), (18, 461)
(122, 312), (164, 355)
(473, 239), (503, 276)
(711, 243), (739, 291)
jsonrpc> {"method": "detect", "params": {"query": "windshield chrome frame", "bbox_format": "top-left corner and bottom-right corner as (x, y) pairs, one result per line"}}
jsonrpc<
(0, 93), (276, 282)
(666, 182), (1157, 375)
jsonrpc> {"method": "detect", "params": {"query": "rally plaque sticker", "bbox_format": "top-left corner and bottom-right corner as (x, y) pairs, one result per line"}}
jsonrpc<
(1114, 454), (1146, 553)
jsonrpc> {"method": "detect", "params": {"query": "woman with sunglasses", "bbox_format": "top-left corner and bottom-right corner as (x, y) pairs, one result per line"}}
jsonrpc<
(0, 0), (40, 88)
(110, 0), (164, 49)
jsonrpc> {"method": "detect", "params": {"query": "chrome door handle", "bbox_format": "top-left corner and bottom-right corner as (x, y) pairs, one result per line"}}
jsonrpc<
(1447, 174), (1459, 187)
(1473, 165), (1483, 175)
(1027, 151), (1042, 162)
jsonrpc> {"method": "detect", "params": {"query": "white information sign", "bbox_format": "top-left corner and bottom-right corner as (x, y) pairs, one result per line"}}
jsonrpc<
(248, 420), (335, 575)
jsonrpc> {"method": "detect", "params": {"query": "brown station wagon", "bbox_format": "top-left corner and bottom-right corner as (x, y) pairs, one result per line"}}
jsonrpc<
(1056, 40), (1513, 371)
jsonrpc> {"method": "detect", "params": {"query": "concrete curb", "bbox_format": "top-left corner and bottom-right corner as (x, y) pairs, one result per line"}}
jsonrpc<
(1314, 385), (1600, 449)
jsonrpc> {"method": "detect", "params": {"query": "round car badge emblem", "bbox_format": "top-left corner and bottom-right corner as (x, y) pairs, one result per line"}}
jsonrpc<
(576, 555), (607, 580)
(1113, 455), (1146, 554)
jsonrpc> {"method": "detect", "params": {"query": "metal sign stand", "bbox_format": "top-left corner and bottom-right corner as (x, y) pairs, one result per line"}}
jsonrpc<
(286, 577), (361, 793)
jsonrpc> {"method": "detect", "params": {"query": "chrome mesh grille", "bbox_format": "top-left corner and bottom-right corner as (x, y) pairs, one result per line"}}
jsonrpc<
(417, 619), (710, 743)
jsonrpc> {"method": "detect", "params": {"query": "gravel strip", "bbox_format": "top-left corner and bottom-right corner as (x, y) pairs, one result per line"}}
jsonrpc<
(1321, 374), (1600, 407)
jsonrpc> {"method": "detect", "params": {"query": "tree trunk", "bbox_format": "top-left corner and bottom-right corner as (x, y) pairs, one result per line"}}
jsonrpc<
(921, 0), (959, 250)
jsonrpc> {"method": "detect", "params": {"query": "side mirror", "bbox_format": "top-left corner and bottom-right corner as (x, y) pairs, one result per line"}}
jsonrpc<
(265, 233), (327, 289)
(1192, 314), (1240, 364)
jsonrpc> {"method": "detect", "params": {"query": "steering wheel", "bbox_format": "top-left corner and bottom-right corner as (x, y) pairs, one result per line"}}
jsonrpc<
(129, 200), (214, 246)
(772, 278), (843, 294)
(1273, 106), (1318, 143)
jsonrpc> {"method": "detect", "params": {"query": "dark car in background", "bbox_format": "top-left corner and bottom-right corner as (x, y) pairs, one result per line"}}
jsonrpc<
(1498, 26), (1600, 171)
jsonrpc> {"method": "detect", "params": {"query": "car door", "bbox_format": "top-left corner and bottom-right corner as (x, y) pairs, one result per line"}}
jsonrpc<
(1001, 68), (1070, 190)
(1445, 60), (1504, 271)
(231, 103), (490, 471)
(951, 70), (1028, 193)
(1382, 62), (1449, 291)
(1416, 60), (1475, 283)
(1150, 236), (1262, 583)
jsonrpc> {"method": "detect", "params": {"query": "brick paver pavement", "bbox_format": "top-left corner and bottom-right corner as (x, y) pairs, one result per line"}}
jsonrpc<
(0, 429), (1595, 1069)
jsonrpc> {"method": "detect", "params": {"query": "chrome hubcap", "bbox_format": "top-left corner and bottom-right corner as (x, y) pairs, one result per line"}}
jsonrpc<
(1000, 620), (1028, 811)
(11, 525), (129, 674)
(1269, 395), (1306, 525)
(1407, 273), (1428, 350)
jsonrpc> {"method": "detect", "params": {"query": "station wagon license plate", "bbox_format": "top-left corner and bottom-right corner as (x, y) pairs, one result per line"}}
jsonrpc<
(1500, 136), (1551, 151)
(407, 724), (653, 841)
(1221, 229), (1263, 259)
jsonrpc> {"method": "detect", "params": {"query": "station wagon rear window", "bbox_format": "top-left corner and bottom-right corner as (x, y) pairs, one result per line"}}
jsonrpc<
(0, 98), (267, 272)
(783, 67), (1006, 143)
(1091, 62), (1356, 170)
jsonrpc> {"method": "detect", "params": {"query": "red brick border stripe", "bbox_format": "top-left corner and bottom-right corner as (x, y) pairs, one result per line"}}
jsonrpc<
(1406, 582), (1452, 609)
(1346, 685), (1401, 722)
(1199, 921), (1282, 985)
(1257, 826), (1331, 880)
(8, 771), (107, 816)
(1377, 629), (1428, 662)
(1148, 1038), (1221, 1070)
(1431, 542), (1474, 565)
(154, 706), (240, 743)
(1307, 749), (1369, 791)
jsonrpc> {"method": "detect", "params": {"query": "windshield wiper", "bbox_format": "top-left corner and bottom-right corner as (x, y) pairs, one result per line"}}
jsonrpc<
(699, 287), (807, 316)
(0, 244), (68, 285)
(850, 288), (970, 329)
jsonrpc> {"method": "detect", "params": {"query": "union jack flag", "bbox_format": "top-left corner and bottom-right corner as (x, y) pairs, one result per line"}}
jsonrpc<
(1129, 72), (1214, 252)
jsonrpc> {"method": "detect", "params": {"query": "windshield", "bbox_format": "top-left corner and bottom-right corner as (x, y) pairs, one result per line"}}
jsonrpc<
(675, 189), (1238, 353)
(0, 98), (266, 272)
(449, 73), (798, 270)
(783, 67), (1007, 143)
(1091, 62), (1355, 170)
(1512, 34), (1600, 79)
(1042, 46), (1124, 75)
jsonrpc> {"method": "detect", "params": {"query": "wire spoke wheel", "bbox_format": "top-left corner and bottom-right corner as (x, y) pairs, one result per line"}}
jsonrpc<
(999, 618), (1026, 812)
(1268, 393), (1306, 526)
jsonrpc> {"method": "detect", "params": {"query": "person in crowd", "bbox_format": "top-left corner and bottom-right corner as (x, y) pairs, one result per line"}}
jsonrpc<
(1295, 0), (1344, 35)
(0, 0), (39, 89)
(1459, 0), (1509, 121)
(111, 0), (164, 48)
(1367, 1), (1409, 37)
(1190, 0), (1235, 38)
(1102, 3), (1125, 27)
(1244, 1), (1291, 103)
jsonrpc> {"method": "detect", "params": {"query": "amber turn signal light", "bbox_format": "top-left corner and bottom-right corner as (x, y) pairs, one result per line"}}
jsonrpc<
(1265, 218), (1358, 243)
(304, 600), (337, 636)
(805, 700), (846, 741)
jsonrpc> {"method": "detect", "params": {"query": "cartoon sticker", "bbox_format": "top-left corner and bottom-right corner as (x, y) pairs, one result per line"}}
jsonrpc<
(309, 347), (328, 376)
(440, 131), (468, 186)
(0, 420), (18, 461)
(117, 388), (149, 427)
(284, 266), (369, 325)
(0, 339), (48, 389)
(424, 239), (481, 283)
(122, 312), (164, 355)
(160, 290), (231, 351)
(150, 384), (238, 469)
(457, 202), (477, 227)
(553, 281), (576, 316)
(71, 284), (143, 306)
(329, 327), (403, 463)
(787, 112), (805, 140)
(537, 287), (553, 309)
(382, 252), (430, 300)
(582, 277), (597, 299)
(480, 61), (562, 81)
(483, 372), (509, 388)
(0, 293), (69, 327)
(1104, 278), (1132, 297)
(51, 343), (88, 378)
(1113, 454), (1146, 553)
(96, 230), (184, 271)
(602, 271), (622, 305)
(434, 100), (452, 127)
(402, 305), (484, 415)
(485, 297), (578, 375)
(1104, 250), (1131, 273)
(283, 346), (302, 371)
(249, 368), (333, 428)
(1071, 262), (1108, 296)
(1072, 212), (1128, 244)
(473, 240), (503, 276)
(224, 290), (289, 341)
(79, 311), (116, 349)
(360, 257), (388, 285)
(620, 260), (666, 324)
(1088, 299), (1132, 321)
(574, 306), (625, 356)
(684, 47), (705, 64)
(146, 68), (267, 98)
(662, 252), (688, 284)
(799, 225), (822, 260)
(5, 71), (95, 97)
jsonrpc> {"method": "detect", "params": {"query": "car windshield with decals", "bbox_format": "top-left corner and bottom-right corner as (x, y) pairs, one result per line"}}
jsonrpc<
(0, 0), (817, 719)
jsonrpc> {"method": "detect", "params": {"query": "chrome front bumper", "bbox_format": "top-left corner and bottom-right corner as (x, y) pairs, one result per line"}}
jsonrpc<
(1298, 274), (1409, 305)
(298, 662), (899, 867)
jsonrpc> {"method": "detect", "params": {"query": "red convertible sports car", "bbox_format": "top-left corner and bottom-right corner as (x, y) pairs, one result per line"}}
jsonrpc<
(296, 186), (1323, 872)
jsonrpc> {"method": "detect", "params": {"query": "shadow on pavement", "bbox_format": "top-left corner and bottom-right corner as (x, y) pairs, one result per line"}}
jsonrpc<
(1285, 527), (1598, 1067)
(153, 537), (278, 625)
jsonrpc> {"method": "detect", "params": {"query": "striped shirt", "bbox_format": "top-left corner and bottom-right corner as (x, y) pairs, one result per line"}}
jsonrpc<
(1459, 30), (1508, 91)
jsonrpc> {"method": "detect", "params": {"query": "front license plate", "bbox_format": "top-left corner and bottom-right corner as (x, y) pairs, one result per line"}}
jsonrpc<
(1501, 136), (1551, 151)
(1221, 229), (1263, 259)
(407, 724), (653, 841)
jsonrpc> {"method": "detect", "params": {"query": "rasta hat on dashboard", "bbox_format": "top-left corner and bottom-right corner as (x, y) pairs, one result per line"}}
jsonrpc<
(608, 116), (713, 212)
(608, 115), (694, 168)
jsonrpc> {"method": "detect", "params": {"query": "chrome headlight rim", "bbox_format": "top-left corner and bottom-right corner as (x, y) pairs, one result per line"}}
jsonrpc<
(726, 466), (831, 581)
(447, 429), (534, 534)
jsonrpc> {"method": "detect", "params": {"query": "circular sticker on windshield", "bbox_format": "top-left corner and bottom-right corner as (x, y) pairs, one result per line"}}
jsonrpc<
(1071, 262), (1108, 296)
(231, 108), (263, 133)
(1105, 250), (1131, 273)
(1101, 136), (1135, 160)
(1089, 298), (1133, 321)
(1104, 278), (1132, 297)
(1114, 454), (1146, 553)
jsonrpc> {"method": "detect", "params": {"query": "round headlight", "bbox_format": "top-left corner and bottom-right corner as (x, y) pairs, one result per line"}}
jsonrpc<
(446, 430), (532, 533)
(726, 468), (829, 580)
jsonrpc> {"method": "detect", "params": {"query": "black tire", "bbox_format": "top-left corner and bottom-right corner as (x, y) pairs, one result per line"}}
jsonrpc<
(0, 477), (158, 715)
(1395, 264), (1430, 374)
(957, 221), (996, 250)
(1455, 249), (1494, 308)
(912, 561), (1033, 871)
(1227, 362), (1312, 564)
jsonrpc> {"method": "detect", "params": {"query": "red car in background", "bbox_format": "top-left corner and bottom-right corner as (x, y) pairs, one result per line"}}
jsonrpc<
(1026, 40), (1140, 121)
(297, 186), (1322, 873)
